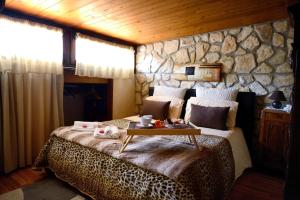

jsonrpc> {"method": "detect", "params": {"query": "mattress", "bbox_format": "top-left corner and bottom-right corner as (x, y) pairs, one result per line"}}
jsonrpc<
(125, 115), (252, 179)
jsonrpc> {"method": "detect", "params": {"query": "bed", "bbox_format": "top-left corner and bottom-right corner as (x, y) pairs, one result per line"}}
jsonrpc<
(34, 88), (255, 200)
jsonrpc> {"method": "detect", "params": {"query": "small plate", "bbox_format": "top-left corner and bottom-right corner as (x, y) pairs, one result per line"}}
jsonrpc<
(136, 123), (153, 128)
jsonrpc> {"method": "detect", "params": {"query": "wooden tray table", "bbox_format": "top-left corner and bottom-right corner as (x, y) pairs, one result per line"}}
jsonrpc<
(119, 122), (201, 153)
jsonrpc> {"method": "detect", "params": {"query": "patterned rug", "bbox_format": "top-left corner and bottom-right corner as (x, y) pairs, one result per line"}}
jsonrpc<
(0, 177), (90, 200)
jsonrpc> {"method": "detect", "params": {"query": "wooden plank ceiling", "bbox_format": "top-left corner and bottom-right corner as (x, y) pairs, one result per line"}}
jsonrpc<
(5, 0), (289, 44)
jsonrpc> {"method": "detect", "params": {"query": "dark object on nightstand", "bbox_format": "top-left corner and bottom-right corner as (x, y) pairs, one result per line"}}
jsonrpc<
(268, 91), (286, 109)
(258, 108), (291, 175)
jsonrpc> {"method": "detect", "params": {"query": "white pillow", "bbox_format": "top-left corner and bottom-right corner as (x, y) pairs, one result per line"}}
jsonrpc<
(196, 87), (239, 101)
(185, 97), (239, 128)
(145, 96), (184, 119)
(153, 86), (187, 99)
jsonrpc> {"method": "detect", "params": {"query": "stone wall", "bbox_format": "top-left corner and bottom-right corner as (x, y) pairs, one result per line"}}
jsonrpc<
(135, 19), (294, 111)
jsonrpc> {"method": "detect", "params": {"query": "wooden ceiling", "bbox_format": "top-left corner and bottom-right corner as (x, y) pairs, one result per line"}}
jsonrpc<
(4, 0), (290, 44)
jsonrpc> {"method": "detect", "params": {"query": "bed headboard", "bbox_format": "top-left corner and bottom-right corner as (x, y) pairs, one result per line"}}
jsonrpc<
(148, 87), (256, 152)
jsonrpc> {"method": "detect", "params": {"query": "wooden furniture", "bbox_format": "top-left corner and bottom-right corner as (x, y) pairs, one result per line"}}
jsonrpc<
(120, 122), (201, 153)
(173, 63), (221, 82)
(259, 108), (291, 173)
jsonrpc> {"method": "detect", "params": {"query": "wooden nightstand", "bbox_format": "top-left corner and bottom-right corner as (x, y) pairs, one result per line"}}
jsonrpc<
(259, 108), (291, 174)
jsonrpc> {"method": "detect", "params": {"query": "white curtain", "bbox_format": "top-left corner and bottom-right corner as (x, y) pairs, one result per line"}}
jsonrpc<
(0, 15), (63, 74)
(75, 34), (135, 79)
(0, 15), (64, 173)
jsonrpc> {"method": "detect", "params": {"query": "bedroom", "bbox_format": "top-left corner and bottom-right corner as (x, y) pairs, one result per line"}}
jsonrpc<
(0, 0), (299, 199)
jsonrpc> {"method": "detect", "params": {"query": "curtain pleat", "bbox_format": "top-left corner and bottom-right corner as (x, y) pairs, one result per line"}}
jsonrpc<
(1, 72), (64, 173)
(0, 15), (64, 173)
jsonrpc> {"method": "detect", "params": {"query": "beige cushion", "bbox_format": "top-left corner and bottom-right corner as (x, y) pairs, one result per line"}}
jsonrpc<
(153, 86), (187, 99)
(196, 87), (238, 101)
(145, 96), (184, 119)
(185, 97), (239, 128)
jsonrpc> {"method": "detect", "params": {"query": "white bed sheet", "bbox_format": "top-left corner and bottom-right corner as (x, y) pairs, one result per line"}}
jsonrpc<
(199, 126), (252, 179)
(124, 115), (252, 179)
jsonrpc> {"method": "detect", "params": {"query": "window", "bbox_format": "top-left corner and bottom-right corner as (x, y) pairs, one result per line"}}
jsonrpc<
(0, 15), (63, 74)
(75, 34), (134, 79)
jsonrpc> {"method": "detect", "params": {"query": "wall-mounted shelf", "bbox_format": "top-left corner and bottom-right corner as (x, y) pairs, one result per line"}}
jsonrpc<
(173, 63), (222, 82)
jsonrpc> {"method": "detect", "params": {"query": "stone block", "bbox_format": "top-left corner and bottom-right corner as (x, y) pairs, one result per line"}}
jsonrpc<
(254, 74), (272, 86)
(241, 35), (259, 50)
(254, 23), (273, 42)
(249, 81), (268, 95)
(136, 52), (146, 64)
(239, 75), (254, 85)
(221, 35), (237, 54)
(276, 62), (292, 73)
(135, 82), (142, 92)
(256, 44), (274, 63)
(141, 83), (149, 96)
(158, 58), (174, 73)
(164, 39), (179, 54)
(172, 48), (190, 64)
(160, 80), (181, 87)
(273, 20), (288, 33)
(237, 26), (253, 42)
(268, 49), (286, 66)
(180, 36), (195, 47)
(151, 52), (165, 73)
(229, 28), (241, 35)
(210, 45), (221, 52)
(219, 55), (234, 73)
(209, 32), (224, 43)
(136, 92), (142, 104)
(153, 42), (163, 55)
(272, 33), (284, 47)
(146, 44), (153, 54)
(205, 52), (220, 63)
(171, 73), (188, 81)
(161, 74), (170, 81)
(234, 53), (256, 73)
(146, 74), (154, 82)
(235, 47), (246, 55)
(226, 74), (238, 87)
(136, 54), (152, 73)
(273, 74), (294, 87)
(135, 73), (147, 84)
(200, 33), (209, 42)
(154, 74), (162, 80)
(254, 62), (273, 73)
(173, 64), (186, 74)
(196, 42), (210, 61)
(180, 81), (195, 89)
(137, 45), (146, 52)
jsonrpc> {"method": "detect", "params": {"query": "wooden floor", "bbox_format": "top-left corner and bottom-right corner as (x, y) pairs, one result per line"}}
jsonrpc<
(228, 169), (284, 200)
(0, 167), (284, 199)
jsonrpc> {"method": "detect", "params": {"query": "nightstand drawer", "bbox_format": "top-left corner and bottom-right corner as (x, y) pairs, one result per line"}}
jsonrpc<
(265, 111), (290, 122)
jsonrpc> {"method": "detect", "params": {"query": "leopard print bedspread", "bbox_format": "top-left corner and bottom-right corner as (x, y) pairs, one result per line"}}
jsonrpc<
(34, 119), (234, 200)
